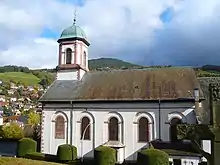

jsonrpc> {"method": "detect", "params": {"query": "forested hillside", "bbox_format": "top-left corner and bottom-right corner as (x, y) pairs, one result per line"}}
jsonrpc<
(88, 58), (142, 70)
(0, 58), (220, 87)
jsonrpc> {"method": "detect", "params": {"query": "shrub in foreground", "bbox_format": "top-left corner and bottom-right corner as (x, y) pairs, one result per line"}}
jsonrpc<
(17, 138), (37, 157)
(1, 123), (24, 140)
(25, 152), (45, 161)
(137, 148), (169, 165)
(56, 144), (77, 162)
(94, 146), (116, 165)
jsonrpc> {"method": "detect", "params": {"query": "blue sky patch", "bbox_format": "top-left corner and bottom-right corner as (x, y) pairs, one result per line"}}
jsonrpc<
(40, 28), (60, 39)
(57, 0), (85, 6)
(160, 7), (174, 23)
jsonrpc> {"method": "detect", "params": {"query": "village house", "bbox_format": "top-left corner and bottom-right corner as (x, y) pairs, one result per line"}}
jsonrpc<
(0, 95), (6, 102)
(10, 97), (17, 102)
(7, 89), (15, 95)
(27, 86), (34, 91)
(10, 83), (18, 90)
(39, 20), (210, 165)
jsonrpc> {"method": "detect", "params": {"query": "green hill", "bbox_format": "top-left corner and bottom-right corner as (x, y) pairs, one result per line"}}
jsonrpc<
(0, 72), (40, 85)
(88, 58), (142, 70)
(1, 59), (220, 86)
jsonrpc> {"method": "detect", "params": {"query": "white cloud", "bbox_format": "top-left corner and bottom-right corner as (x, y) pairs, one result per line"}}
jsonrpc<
(0, 0), (220, 68)
(0, 38), (57, 69)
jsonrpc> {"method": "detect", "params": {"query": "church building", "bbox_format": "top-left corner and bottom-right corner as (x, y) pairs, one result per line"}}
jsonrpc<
(39, 20), (208, 165)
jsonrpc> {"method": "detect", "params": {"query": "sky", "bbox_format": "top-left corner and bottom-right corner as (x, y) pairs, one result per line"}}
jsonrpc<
(0, 0), (220, 69)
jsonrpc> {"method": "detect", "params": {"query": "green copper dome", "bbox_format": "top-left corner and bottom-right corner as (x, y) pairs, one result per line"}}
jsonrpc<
(59, 24), (87, 40)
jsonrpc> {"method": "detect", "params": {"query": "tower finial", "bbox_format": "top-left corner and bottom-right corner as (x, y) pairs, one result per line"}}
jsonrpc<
(73, 6), (77, 25)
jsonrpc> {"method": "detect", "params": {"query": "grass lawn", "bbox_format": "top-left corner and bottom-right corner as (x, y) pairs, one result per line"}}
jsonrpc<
(0, 72), (40, 85)
(0, 157), (63, 165)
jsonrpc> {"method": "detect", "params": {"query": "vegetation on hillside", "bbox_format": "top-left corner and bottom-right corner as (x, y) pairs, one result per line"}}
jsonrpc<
(0, 72), (39, 85)
(0, 59), (220, 87)
(0, 65), (55, 87)
(88, 58), (142, 70)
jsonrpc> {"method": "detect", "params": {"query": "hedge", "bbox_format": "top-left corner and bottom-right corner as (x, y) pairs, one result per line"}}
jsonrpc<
(137, 149), (169, 165)
(17, 138), (37, 157)
(25, 152), (45, 161)
(56, 144), (77, 162)
(94, 146), (116, 165)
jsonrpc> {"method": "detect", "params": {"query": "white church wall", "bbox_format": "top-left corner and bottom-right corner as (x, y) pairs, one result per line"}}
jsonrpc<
(79, 70), (86, 80)
(57, 70), (78, 80)
(182, 107), (198, 124)
(71, 102), (195, 161)
(202, 140), (211, 162)
(42, 101), (196, 161)
(42, 109), (71, 155)
(75, 111), (95, 158)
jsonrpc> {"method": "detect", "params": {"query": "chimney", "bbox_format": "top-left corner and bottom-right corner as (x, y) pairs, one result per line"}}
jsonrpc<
(194, 88), (201, 123)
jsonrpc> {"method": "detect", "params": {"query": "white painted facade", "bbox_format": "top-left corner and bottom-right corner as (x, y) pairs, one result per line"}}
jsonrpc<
(57, 40), (89, 81)
(202, 140), (211, 162)
(41, 102), (202, 164)
(57, 70), (78, 80)
(60, 41), (88, 67)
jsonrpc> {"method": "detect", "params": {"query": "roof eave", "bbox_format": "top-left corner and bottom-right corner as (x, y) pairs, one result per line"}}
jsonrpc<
(39, 98), (204, 103)
(57, 37), (90, 46)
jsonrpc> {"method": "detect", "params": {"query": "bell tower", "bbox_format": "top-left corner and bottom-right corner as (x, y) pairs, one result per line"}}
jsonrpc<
(56, 16), (90, 81)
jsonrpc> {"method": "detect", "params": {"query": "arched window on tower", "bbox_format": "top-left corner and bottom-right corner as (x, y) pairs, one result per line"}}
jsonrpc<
(108, 117), (119, 141)
(66, 48), (72, 64)
(81, 117), (91, 140)
(138, 117), (149, 142)
(170, 118), (182, 142)
(83, 51), (86, 67)
(55, 116), (65, 139)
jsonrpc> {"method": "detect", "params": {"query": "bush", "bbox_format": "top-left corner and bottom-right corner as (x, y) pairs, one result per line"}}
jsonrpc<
(94, 146), (116, 165)
(0, 123), (24, 140)
(25, 152), (45, 161)
(17, 138), (37, 157)
(56, 144), (77, 162)
(137, 149), (169, 165)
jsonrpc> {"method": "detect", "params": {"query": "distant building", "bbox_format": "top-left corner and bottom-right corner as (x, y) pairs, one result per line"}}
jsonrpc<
(0, 95), (6, 102)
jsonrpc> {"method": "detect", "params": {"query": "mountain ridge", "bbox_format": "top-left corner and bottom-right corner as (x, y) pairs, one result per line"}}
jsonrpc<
(0, 58), (220, 86)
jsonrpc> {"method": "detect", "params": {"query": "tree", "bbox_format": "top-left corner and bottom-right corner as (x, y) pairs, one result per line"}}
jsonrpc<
(1, 122), (24, 139)
(177, 124), (214, 165)
(38, 78), (49, 89)
(17, 87), (23, 96)
(177, 83), (220, 165)
(27, 112), (40, 126)
(3, 106), (13, 116)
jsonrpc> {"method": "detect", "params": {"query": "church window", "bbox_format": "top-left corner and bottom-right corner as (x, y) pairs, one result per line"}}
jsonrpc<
(108, 117), (119, 141)
(66, 48), (72, 64)
(81, 116), (90, 140)
(83, 51), (86, 66)
(138, 117), (149, 142)
(55, 115), (65, 139)
(170, 118), (182, 142)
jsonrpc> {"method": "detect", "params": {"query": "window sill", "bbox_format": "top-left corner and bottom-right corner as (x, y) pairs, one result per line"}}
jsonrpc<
(138, 141), (149, 143)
